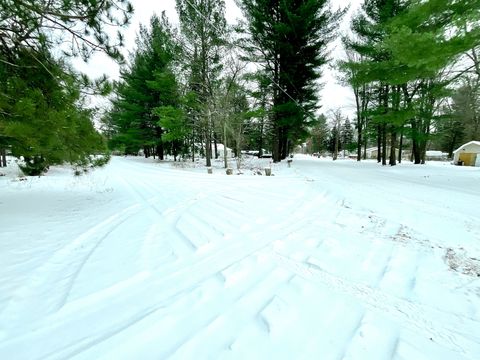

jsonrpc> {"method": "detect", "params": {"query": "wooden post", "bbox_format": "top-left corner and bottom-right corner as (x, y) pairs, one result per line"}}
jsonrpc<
(287, 159), (292, 168)
(264, 167), (272, 176)
(207, 167), (213, 174)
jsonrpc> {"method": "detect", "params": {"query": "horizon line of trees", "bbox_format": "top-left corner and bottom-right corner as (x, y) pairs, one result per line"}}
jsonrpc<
(334, 0), (480, 165)
(103, 0), (344, 166)
(1, 0), (480, 175)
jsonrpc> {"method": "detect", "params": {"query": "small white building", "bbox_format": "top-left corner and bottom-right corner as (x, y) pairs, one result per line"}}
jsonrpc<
(365, 146), (401, 159)
(216, 143), (233, 158)
(453, 141), (480, 166)
(365, 147), (378, 159)
(425, 150), (448, 161)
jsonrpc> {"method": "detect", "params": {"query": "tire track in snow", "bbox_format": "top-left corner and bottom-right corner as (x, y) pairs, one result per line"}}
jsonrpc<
(93, 260), (288, 359)
(271, 252), (480, 359)
(0, 202), (143, 335)
(113, 169), (202, 259)
(0, 168), (319, 358)
(0, 223), (285, 359)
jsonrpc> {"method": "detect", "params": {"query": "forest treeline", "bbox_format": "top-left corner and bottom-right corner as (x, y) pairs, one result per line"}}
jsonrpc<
(312, 0), (480, 165)
(1, 0), (479, 175)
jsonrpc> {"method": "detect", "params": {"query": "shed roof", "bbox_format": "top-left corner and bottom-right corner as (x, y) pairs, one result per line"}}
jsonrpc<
(453, 141), (480, 153)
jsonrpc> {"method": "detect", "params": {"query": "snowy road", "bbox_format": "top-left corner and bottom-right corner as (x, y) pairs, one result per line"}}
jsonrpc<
(1, 156), (479, 359)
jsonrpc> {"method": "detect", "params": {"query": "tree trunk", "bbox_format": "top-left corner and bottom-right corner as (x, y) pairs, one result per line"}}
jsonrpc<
(357, 125), (362, 161)
(411, 119), (421, 164)
(205, 134), (211, 166)
(389, 129), (397, 166)
(205, 108), (212, 167)
(273, 123), (281, 162)
(191, 129), (195, 162)
(0, 148), (6, 167)
(398, 126), (404, 163)
(280, 130), (288, 160)
(382, 124), (387, 166)
(376, 125), (381, 163)
(155, 127), (164, 160)
(223, 122), (228, 168)
(156, 144), (164, 160)
(363, 135), (367, 160)
(333, 128), (339, 161)
(354, 86), (362, 161)
(258, 116), (264, 157)
(272, 49), (281, 163)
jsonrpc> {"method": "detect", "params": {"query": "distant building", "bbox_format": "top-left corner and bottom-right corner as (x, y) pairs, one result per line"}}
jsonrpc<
(425, 151), (448, 161)
(365, 147), (406, 160)
(216, 144), (233, 158)
(453, 141), (480, 166)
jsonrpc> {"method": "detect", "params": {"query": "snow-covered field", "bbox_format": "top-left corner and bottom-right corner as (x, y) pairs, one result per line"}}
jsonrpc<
(1, 155), (479, 359)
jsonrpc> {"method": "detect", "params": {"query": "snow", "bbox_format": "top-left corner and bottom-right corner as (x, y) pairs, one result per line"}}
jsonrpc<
(1, 155), (479, 359)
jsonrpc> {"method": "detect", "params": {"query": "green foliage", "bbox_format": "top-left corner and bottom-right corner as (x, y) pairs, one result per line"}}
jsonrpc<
(109, 14), (183, 157)
(239, 0), (345, 161)
(340, 118), (355, 151)
(0, 0), (132, 174)
(0, 49), (107, 175)
(307, 114), (329, 153)
(154, 106), (187, 142)
(385, 0), (480, 78)
(339, 0), (480, 165)
(0, 0), (133, 64)
(91, 153), (112, 168)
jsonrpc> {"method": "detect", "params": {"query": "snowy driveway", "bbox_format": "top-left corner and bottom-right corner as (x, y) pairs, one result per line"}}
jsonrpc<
(1, 156), (479, 359)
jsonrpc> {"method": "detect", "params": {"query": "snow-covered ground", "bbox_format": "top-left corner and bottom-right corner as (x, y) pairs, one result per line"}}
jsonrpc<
(1, 155), (479, 359)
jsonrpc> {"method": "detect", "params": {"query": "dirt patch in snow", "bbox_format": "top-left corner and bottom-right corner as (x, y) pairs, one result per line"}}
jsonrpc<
(444, 248), (480, 277)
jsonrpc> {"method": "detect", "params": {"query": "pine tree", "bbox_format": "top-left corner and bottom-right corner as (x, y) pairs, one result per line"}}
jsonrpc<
(238, 0), (344, 162)
(0, 0), (132, 63)
(341, 118), (355, 153)
(341, 0), (480, 165)
(0, 0), (133, 174)
(307, 114), (329, 154)
(0, 49), (106, 175)
(384, 0), (480, 163)
(109, 14), (181, 158)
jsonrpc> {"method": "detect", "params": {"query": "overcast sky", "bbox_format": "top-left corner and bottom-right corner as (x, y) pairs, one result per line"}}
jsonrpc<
(74, 0), (361, 119)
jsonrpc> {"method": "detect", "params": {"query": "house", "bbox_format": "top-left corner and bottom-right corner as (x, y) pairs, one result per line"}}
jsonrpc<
(216, 143), (233, 158)
(365, 146), (402, 160)
(453, 141), (480, 166)
(365, 147), (379, 159)
(425, 150), (448, 161)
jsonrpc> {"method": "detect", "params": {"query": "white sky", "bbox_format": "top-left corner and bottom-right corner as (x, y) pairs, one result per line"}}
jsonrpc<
(74, 0), (361, 118)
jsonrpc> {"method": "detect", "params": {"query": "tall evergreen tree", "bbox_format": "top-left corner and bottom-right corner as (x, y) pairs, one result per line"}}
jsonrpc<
(341, 117), (355, 152)
(110, 14), (181, 158)
(239, 0), (344, 162)
(341, 0), (409, 166)
(306, 114), (329, 154)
